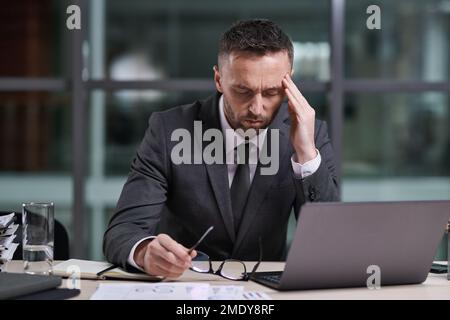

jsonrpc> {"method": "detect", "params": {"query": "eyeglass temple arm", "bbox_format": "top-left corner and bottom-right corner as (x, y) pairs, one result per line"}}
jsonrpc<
(188, 225), (214, 253)
(249, 237), (263, 277)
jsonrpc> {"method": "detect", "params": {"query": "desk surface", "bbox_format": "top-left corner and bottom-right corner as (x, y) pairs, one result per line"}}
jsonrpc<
(5, 260), (450, 300)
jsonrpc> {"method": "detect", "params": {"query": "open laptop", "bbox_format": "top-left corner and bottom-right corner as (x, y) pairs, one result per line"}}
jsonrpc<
(251, 201), (450, 290)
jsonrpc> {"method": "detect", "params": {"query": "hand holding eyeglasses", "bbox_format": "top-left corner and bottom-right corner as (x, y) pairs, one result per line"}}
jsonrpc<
(135, 225), (261, 281)
(133, 233), (198, 279)
(134, 226), (214, 279)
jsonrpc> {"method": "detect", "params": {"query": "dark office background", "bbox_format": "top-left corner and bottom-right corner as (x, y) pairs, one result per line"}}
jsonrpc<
(0, 0), (449, 260)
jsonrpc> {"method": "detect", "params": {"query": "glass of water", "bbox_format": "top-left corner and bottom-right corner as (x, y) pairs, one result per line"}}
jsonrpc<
(22, 202), (54, 275)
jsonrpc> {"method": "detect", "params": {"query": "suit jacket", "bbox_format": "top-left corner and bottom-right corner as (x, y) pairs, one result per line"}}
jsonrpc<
(103, 92), (340, 270)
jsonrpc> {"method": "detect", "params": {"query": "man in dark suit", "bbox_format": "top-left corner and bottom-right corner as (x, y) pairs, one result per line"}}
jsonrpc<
(103, 19), (339, 278)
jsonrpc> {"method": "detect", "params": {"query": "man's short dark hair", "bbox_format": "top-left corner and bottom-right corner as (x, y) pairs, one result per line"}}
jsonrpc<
(218, 19), (294, 67)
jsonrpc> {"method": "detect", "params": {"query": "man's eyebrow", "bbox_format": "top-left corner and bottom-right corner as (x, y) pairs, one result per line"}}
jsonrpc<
(231, 84), (283, 91)
(263, 86), (283, 91)
(232, 84), (252, 90)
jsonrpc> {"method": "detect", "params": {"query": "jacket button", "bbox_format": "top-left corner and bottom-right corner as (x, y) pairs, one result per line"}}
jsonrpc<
(309, 186), (317, 201)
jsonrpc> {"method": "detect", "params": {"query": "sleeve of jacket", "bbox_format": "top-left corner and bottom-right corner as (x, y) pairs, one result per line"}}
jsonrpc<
(293, 120), (340, 217)
(103, 112), (169, 270)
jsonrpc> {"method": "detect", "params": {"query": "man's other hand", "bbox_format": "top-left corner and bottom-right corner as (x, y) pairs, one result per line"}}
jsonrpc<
(282, 73), (318, 164)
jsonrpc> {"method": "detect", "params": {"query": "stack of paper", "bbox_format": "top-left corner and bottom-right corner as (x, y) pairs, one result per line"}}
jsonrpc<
(0, 213), (19, 272)
(90, 283), (271, 300)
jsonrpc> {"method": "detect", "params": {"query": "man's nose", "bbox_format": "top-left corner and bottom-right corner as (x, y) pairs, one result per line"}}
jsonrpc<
(249, 94), (263, 115)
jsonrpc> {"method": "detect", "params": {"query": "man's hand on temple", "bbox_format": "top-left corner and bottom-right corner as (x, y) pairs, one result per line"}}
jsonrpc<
(282, 73), (318, 164)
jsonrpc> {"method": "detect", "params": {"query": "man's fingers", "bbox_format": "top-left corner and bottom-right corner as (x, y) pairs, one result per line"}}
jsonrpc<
(142, 234), (195, 278)
(284, 85), (300, 107)
(149, 263), (183, 279)
(154, 260), (184, 278)
(287, 101), (297, 119)
(152, 238), (191, 268)
(158, 234), (191, 262)
(285, 87), (302, 115)
(155, 260), (186, 275)
(146, 262), (167, 277)
(164, 251), (190, 271)
(283, 75), (310, 108)
(282, 78), (302, 110)
(147, 247), (188, 277)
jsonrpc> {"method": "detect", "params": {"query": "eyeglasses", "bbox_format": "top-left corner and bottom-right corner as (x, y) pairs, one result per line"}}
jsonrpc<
(189, 226), (262, 281)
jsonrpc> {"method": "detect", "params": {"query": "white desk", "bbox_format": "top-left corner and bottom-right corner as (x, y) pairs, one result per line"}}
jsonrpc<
(5, 261), (450, 300)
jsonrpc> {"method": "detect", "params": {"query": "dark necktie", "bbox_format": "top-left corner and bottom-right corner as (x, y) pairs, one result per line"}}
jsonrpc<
(230, 141), (251, 233)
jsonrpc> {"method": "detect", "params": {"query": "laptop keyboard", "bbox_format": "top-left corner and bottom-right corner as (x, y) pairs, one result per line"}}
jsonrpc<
(253, 272), (283, 284)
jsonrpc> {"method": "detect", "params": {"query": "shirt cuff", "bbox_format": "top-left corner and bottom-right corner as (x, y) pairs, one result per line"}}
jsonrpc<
(127, 236), (156, 271)
(291, 149), (322, 178)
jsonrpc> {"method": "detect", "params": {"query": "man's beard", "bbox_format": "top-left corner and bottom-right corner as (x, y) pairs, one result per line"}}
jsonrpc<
(224, 98), (271, 131)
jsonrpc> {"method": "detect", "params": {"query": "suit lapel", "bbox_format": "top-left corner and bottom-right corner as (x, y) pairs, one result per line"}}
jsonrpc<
(232, 106), (291, 255)
(198, 93), (236, 243)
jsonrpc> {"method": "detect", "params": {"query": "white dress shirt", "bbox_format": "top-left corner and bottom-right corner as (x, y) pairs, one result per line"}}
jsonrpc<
(127, 95), (322, 270)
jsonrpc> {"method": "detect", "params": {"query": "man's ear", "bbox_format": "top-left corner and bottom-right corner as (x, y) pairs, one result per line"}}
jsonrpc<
(290, 68), (294, 77)
(213, 65), (223, 93)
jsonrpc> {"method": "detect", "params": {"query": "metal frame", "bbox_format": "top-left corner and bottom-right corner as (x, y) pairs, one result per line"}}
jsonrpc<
(0, 78), (67, 91)
(344, 80), (450, 92)
(1, 78), (448, 93)
(329, 0), (345, 184)
(85, 79), (329, 92)
(0, 0), (449, 258)
(71, 0), (87, 258)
